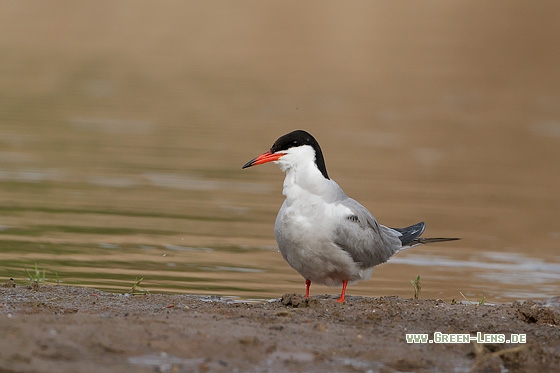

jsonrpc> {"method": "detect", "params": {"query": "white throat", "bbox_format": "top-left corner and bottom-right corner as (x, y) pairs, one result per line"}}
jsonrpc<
(273, 145), (340, 202)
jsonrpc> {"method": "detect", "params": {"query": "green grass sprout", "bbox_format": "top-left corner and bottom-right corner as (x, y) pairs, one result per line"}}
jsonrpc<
(129, 277), (150, 295)
(410, 275), (421, 299)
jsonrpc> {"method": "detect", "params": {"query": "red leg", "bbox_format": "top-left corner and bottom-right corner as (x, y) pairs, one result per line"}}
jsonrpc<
(336, 280), (348, 303)
(305, 279), (311, 298)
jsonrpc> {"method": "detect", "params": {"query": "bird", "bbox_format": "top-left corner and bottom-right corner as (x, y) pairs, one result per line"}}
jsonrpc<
(242, 130), (458, 302)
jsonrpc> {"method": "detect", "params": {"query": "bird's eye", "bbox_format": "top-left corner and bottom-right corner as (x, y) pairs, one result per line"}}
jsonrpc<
(292, 140), (299, 146)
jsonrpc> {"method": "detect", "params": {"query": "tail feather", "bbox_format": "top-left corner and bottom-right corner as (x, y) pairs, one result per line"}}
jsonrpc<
(413, 237), (460, 244)
(392, 222), (460, 248)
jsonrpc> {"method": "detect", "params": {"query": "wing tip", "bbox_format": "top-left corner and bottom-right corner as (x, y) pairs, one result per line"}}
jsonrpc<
(392, 222), (426, 245)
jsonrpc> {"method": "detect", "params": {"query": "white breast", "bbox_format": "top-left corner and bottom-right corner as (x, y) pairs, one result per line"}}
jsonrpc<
(273, 165), (371, 286)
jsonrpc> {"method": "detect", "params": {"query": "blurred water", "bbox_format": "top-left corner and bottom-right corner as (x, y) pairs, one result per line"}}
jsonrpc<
(0, 2), (559, 302)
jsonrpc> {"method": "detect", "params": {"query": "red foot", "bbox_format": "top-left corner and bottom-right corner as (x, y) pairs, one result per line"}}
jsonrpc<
(336, 280), (348, 303)
(305, 279), (311, 298)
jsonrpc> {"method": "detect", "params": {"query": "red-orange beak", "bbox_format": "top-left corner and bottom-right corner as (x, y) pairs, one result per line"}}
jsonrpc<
(242, 151), (284, 169)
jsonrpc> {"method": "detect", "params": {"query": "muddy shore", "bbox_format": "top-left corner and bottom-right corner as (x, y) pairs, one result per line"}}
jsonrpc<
(0, 284), (558, 372)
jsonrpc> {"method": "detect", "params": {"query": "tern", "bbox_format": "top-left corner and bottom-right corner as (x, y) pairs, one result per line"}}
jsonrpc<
(242, 130), (458, 302)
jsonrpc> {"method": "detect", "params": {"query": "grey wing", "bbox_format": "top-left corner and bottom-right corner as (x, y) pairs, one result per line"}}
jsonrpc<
(332, 198), (403, 268)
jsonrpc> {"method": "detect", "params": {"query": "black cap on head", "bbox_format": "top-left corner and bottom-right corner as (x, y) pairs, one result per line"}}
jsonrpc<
(270, 130), (329, 179)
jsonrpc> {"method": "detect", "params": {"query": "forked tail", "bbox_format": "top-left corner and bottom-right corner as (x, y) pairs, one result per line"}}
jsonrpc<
(413, 237), (460, 244)
(391, 221), (459, 249)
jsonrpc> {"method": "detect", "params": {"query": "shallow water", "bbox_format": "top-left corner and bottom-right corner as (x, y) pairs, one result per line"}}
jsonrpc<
(0, 2), (559, 303)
